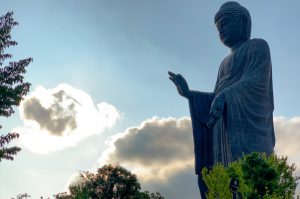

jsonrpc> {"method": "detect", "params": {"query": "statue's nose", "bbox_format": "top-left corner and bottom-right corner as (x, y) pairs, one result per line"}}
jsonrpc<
(218, 27), (225, 35)
(219, 28), (225, 35)
(219, 31), (226, 39)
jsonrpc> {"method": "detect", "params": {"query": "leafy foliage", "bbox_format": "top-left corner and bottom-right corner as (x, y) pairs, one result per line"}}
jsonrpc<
(133, 191), (165, 199)
(54, 164), (165, 199)
(202, 152), (299, 199)
(14, 193), (31, 199)
(0, 11), (32, 161)
(202, 164), (231, 199)
(0, 132), (21, 161)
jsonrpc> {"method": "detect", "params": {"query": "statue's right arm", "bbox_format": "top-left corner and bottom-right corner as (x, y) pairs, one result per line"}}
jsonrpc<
(189, 90), (214, 127)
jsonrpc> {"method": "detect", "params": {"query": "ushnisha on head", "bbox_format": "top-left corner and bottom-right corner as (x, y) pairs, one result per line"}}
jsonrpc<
(214, 1), (251, 49)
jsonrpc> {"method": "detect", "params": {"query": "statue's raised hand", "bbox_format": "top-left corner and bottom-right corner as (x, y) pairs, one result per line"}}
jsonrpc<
(168, 71), (191, 99)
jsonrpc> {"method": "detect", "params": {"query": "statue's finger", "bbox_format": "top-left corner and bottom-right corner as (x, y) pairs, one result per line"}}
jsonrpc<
(208, 109), (217, 122)
(169, 77), (178, 85)
(207, 118), (216, 129)
(214, 106), (224, 118)
(214, 109), (219, 116)
(168, 71), (176, 77)
(209, 110), (213, 117)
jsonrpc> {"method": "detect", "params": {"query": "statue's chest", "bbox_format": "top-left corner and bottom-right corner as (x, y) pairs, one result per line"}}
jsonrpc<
(219, 55), (234, 78)
(218, 47), (246, 81)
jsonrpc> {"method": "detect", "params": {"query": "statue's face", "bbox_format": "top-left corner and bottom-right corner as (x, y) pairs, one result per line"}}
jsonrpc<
(216, 13), (245, 48)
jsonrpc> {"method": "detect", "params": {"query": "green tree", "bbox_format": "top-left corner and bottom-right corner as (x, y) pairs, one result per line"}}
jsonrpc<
(55, 164), (164, 199)
(133, 191), (165, 199)
(11, 193), (31, 199)
(202, 164), (232, 199)
(202, 152), (299, 199)
(0, 11), (32, 161)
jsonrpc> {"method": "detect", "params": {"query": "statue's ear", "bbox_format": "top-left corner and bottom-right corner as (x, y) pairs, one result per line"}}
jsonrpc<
(239, 15), (248, 39)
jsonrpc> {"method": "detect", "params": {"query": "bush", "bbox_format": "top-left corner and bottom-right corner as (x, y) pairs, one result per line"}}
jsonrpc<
(202, 152), (299, 199)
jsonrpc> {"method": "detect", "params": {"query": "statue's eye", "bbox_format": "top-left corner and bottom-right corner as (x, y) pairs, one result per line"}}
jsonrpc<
(221, 19), (228, 27)
(217, 21), (222, 31)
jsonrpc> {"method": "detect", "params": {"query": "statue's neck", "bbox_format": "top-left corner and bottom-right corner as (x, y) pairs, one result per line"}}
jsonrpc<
(230, 39), (248, 53)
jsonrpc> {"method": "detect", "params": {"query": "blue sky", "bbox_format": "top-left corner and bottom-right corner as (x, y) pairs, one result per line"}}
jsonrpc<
(0, 1), (300, 198)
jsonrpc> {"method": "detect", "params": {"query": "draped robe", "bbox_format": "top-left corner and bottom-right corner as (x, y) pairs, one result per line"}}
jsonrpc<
(189, 38), (275, 175)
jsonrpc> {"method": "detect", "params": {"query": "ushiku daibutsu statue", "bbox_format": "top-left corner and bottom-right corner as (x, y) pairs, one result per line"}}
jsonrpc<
(169, 2), (275, 198)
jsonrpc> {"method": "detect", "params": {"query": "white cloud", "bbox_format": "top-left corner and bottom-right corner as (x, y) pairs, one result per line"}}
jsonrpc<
(96, 116), (300, 198)
(98, 117), (194, 182)
(66, 172), (82, 189)
(274, 117), (300, 180)
(15, 84), (120, 154)
(274, 117), (300, 195)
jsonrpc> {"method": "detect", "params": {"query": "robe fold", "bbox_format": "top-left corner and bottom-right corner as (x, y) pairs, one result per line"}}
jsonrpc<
(189, 91), (214, 174)
(189, 38), (275, 175)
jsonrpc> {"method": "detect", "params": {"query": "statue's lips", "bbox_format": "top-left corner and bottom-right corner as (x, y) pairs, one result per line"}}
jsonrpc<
(220, 35), (227, 42)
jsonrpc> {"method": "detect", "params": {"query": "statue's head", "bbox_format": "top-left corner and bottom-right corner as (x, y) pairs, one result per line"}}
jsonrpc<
(214, 1), (251, 48)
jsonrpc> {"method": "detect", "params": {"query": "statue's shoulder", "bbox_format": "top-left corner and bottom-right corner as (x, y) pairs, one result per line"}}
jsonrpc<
(248, 38), (270, 50)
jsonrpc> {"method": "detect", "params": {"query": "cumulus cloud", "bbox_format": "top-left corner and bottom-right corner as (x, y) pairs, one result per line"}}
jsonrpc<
(15, 84), (120, 153)
(22, 96), (77, 136)
(98, 117), (194, 182)
(274, 117), (300, 173)
(273, 117), (300, 194)
(96, 116), (300, 198)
